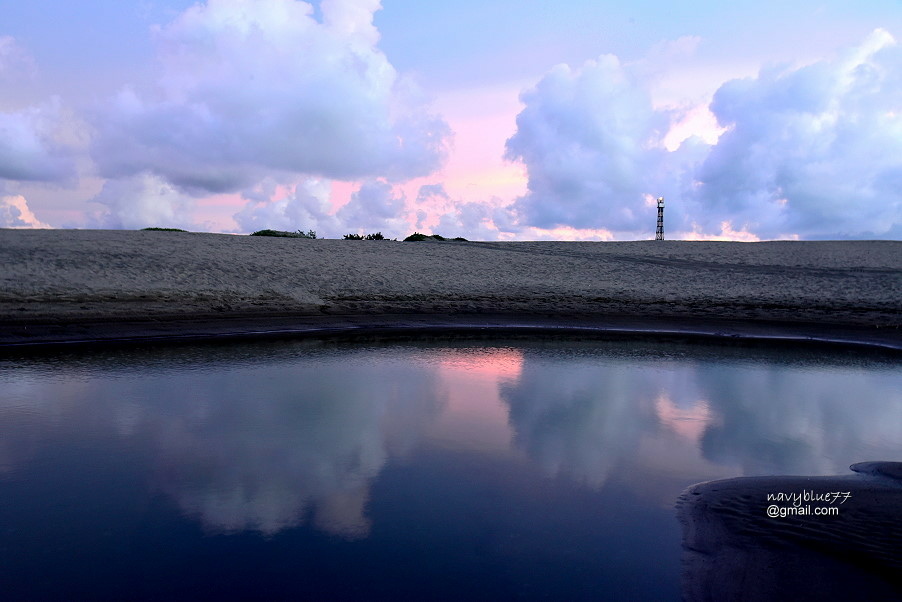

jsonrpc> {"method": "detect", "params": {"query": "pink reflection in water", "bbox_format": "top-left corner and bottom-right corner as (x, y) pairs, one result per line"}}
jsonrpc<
(428, 349), (524, 453)
(654, 393), (716, 443)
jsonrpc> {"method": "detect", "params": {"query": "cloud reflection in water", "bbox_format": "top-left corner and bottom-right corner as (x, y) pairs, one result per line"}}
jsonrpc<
(499, 344), (901, 489)
(1, 341), (898, 541)
(0, 347), (445, 538)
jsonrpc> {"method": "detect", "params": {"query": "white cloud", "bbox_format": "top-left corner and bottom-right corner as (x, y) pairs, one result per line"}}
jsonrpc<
(0, 194), (50, 228)
(234, 177), (338, 234)
(0, 35), (35, 86)
(692, 28), (901, 239)
(0, 38), (79, 186)
(0, 98), (77, 183)
(411, 182), (521, 239)
(234, 177), (414, 237)
(504, 30), (902, 240)
(436, 199), (518, 240)
(335, 179), (409, 237)
(503, 55), (698, 236)
(321, 0), (382, 44)
(91, 0), (450, 195)
(90, 172), (195, 230)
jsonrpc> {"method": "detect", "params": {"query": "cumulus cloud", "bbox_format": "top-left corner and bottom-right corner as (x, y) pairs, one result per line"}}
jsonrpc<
(335, 179), (409, 236)
(90, 172), (195, 229)
(0, 98), (77, 183)
(234, 177), (337, 234)
(416, 183), (452, 209)
(0, 194), (50, 228)
(412, 183), (518, 239)
(504, 55), (696, 235)
(436, 198), (518, 239)
(692, 29), (902, 239)
(91, 0), (450, 195)
(0, 38), (78, 186)
(505, 30), (902, 240)
(234, 177), (412, 237)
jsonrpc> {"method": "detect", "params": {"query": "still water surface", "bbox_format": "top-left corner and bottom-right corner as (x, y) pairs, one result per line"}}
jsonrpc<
(1, 337), (900, 599)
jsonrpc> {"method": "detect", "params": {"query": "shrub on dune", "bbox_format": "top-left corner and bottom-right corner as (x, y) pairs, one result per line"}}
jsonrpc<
(344, 232), (392, 240)
(403, 232), (467, 242)
(250, 229), (317, 238)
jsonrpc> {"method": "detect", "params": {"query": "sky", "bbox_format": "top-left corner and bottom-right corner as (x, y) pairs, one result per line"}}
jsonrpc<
(0, 0), (900, 240)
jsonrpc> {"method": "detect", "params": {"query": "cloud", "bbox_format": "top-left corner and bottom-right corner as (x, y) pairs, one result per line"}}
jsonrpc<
(504, 30), (902, 240)
(336, 179), (409, 236)
(0, 98), (77, 183)
(233, 177), (412, 238)
(234, 177), (338, 234)
(503, 55), (687, 235)
(0, 35), (36, 85)
(91, 0), (450, 195)
(89, 172), (195, 229)
(692, 28), (901, 239)
(412, 183), (519, 239)
(0, 194), (50, 228)
(435, 197), (518, 240)
(416, 183), (451, 207)
(0, 38), (78, 186)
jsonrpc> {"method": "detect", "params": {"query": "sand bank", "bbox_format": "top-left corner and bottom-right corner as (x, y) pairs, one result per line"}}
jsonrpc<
(677, 462), (902, 600)
(1, 229), (899, 347)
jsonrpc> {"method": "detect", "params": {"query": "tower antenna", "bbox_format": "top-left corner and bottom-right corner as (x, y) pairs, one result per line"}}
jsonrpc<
(655, 197), (664, 240)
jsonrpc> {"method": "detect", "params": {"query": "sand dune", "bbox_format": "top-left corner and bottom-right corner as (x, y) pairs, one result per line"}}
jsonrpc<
(677, 462), (902, 600)
(1, 229), (899, 346)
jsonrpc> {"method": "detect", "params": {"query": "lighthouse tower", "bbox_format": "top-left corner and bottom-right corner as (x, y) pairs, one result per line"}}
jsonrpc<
(655, 197), (665, 240)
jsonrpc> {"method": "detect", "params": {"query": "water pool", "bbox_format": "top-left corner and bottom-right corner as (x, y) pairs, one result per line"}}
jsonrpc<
(1, 336), (899, 599)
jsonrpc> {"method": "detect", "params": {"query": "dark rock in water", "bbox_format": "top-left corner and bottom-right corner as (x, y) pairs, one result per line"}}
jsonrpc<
(676, 462), (902, 601)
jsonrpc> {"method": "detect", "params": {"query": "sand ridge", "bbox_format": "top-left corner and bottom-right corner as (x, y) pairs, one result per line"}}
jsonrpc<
(1, 229), (899, 346)
(677, 462), (902, 599)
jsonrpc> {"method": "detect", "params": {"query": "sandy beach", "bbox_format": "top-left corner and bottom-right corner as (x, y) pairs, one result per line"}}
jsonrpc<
(1, 229), (899, 347)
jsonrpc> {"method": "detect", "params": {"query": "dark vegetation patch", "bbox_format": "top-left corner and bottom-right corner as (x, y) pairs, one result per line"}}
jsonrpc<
(141, 227), (188, 232)
(403, 232), (468, 242)
(343, 232), (390, 240)
(250, 229), (317, 238)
